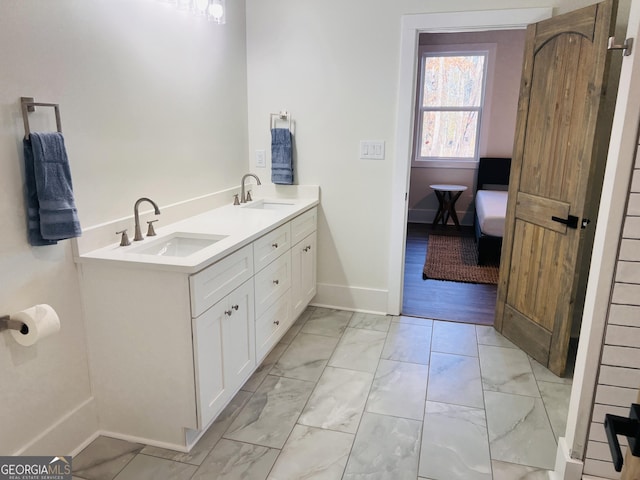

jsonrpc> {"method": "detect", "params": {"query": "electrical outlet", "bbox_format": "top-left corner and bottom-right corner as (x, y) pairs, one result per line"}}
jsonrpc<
(256, 149), (266, 168)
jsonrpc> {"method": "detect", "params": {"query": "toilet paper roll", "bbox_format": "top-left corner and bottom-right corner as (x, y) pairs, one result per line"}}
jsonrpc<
(11, 304), (61, 346)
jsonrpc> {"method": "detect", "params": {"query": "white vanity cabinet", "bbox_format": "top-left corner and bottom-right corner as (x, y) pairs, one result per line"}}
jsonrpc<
(190, 244), (256, 428)
(292, 231), (317, 319)
(79, 204), (318, 451)
(192, 279), (255, 429)
(291, 208), (318, 319)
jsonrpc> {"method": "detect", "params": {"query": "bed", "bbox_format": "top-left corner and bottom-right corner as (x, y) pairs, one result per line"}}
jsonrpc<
(474, 157), (511, 265)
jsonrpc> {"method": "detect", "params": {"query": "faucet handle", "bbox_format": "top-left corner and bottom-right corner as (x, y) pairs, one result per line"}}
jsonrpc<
(246, 190), (253, 202)
(146, 220), (158, 237)
(116, 229), (131, 247)
(233, 194), (240, 206)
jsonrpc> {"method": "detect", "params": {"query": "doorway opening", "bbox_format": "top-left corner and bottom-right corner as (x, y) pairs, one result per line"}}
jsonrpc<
(401, 29), (524, 325)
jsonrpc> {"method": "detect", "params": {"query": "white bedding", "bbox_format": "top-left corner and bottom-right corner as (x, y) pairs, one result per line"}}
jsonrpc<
(476, 190), (508, 237)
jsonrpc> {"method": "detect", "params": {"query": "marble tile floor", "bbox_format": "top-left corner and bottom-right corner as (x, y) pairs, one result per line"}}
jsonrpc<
(72, 307), (573, 480)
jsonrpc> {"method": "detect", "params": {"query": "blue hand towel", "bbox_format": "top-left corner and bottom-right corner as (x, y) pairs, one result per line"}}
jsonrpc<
(271, 128), (293, 185)
(24, 132), (81, 245)
(23, 137), (57, 246)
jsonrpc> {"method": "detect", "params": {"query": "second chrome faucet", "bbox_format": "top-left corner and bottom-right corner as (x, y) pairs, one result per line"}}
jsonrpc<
(240, 173), (261, 203)
(134, 197), (161, 241)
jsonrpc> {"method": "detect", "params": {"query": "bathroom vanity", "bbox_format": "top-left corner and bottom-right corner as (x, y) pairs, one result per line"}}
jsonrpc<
(76, 188), (318, 451)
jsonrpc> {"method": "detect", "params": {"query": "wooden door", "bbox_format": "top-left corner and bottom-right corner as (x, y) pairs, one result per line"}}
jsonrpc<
(495, 0), (616, 376)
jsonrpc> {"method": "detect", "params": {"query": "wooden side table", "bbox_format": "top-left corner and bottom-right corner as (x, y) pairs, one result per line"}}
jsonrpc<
(430, 184), (468, 228)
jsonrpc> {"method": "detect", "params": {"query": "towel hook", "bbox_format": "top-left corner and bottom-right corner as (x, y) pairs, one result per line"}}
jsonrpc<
(21, 97), (63, 140)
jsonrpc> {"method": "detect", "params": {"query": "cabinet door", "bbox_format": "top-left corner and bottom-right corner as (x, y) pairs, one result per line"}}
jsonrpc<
(222, 280), (256, 392)
(193, 301), (227, 429)
(255, 292), (291, 363)
(291, 231), (317, 319)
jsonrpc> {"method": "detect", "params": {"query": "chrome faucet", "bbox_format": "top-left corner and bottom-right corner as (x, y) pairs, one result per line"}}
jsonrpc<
(240, 173), (262, 203)
(133, 197), (161, 241)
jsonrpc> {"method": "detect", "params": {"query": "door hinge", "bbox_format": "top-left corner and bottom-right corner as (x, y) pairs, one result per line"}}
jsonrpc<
(608, 36), (633, 56)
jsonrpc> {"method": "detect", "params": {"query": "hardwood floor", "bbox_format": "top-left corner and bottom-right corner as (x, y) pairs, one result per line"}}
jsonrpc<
(402, 223), (497, 325)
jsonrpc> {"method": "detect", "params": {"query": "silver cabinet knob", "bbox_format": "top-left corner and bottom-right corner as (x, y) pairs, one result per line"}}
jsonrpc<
(273, 279), (279, 285)
(232, 304), (239, 311)
(272, 242), (278, 248)
(273, 320), (280, 325)
(224, 310), (232, 316)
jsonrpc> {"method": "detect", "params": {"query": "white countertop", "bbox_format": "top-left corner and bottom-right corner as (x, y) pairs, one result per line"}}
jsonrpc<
(76, 196), (319, 274)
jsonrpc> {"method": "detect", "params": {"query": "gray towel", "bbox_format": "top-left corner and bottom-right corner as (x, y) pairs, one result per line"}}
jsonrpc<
(271, 128), (293, 185)
(24, 132), (81, 245)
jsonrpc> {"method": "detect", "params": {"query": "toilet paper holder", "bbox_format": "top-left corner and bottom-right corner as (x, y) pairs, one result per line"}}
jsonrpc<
(0, 315), (29, 335)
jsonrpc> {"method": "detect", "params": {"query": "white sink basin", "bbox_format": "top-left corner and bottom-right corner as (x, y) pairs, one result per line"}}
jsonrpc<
(128, 233), (227, 257)
(242, 199), (295, 210)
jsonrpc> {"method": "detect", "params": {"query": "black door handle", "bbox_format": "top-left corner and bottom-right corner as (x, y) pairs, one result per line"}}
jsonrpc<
(604, 403), (640, 472)
(551, 214), (579, 229)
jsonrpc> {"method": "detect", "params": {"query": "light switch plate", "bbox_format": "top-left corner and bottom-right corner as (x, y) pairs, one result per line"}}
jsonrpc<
(256, 149), (266, 168)
(360, 141), (385, 160)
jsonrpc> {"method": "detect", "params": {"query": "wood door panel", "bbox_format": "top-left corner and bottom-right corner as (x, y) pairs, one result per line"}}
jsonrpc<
(503, 305), (552, 365)
(495, 0), (615, 376)
(521, 35), (585, 202)
(515, 192), (571, 233)
(507, 220), (563, 332)
(534, 4), (597, 51)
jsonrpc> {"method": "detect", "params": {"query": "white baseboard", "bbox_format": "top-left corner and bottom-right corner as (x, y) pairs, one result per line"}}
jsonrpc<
(408, 208), (438, 224)
(14, 397), (98, 456)
(95, 430), (190, 453)
(313, 283), (389, 314)
(408, 208), (474, 226)
(549, 437), (584, 480)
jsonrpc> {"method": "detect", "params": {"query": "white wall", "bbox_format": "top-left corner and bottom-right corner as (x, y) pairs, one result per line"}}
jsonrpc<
(0, 0), (634, 459)
(245, 0), (557, 312)
(409, 30), (526, 225)
(0, 0), (248, 454)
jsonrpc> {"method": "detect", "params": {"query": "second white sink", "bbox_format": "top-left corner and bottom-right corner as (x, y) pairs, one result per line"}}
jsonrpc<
(242, 199), (295, 210)
(128, 232), (227, 257)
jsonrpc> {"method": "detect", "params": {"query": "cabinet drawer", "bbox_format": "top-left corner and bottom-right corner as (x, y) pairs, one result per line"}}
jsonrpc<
(255, 291), (291, 363)
(190, 245), (254, 318)
(253, 223), (291, 272)
(254, 250), (291, 318)
(291, 207), (317, 245)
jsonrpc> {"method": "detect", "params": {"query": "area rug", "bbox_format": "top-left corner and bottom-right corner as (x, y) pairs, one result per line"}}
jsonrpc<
(422, 234), (499, 285)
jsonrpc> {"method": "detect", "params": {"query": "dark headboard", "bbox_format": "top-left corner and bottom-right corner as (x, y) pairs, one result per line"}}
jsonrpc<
(477, 157), (511, 191)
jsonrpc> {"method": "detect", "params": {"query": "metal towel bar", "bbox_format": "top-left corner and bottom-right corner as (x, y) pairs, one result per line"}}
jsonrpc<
(20, 96), (63, 140)
(270, 110), (291, 131)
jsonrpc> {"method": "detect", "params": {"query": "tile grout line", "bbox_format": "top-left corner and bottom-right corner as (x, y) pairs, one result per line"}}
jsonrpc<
(474, 324), (496, 480)
(193, 306), (318, 480)
(265, 308), (356, 480)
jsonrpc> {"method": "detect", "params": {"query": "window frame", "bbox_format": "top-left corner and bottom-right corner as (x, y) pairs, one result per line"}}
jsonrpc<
(412, 45), (491, 168)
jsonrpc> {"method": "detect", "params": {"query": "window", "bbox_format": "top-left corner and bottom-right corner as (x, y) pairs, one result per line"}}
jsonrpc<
(415, 51), (488, 163)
